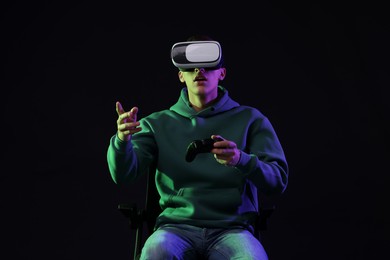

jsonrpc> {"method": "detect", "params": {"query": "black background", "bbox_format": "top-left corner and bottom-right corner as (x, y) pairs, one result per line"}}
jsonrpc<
(2, 1), (389, 259)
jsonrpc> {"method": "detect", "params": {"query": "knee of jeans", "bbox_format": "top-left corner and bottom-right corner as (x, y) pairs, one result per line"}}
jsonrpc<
(209, 230), (269, 260)
(141, 244), (198, 260)
(140, 232), (181, 259)
(139, 244), (170, 260)
(140, 233), (199, 260)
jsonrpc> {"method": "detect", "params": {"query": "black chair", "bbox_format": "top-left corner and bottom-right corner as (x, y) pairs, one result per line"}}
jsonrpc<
(117, 163), (160, 260)
(118, 164), (276, 260)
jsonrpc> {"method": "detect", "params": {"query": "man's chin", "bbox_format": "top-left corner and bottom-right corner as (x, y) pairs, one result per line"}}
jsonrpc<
(194, 88), (208, 95)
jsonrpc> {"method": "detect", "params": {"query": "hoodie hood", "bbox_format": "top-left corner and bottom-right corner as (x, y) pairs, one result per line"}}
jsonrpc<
(170, 86), (240, 118)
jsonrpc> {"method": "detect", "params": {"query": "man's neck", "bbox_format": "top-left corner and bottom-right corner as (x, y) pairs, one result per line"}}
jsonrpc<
(189, 92), (220, 112)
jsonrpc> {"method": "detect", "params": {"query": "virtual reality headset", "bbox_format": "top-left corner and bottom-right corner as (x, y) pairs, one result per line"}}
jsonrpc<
(171, 40), (223, 71)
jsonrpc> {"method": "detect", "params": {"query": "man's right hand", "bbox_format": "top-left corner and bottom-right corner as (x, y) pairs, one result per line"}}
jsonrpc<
(116, 101), (142, 142)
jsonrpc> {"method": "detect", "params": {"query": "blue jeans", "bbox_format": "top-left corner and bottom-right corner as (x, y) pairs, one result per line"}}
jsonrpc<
(139, 223), (268, 260)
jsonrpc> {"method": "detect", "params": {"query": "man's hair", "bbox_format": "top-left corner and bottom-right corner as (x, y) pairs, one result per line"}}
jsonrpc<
(186, 34), (215, 42)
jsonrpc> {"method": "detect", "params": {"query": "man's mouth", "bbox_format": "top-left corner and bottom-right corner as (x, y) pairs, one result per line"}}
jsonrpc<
(194, 76), (206, 81)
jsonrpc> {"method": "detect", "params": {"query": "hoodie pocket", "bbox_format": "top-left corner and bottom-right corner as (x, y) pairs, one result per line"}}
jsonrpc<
(169, 187), (242, 220)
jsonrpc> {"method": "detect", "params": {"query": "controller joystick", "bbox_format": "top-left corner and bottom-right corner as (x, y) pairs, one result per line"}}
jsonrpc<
(185, 138), (220, 162)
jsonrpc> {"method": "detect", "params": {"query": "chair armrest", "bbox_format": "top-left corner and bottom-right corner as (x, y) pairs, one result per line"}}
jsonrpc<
(118, 203), (145, 230)
(257, 207), (275, 231)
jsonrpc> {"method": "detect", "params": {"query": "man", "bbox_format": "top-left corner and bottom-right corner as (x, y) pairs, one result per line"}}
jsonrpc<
(107, 35), (289, 259)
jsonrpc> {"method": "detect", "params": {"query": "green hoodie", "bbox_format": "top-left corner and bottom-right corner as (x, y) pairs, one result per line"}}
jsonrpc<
(107, 86), (288, 231)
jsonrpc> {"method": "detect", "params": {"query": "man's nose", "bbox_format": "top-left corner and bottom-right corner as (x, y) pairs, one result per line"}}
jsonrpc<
(194, 68), (205, 73)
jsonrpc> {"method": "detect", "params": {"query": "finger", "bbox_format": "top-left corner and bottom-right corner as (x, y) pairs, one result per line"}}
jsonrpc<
(116, 101), (125, 116)
(130, 107), (138, 122)
(211, 135), (224, 141)
(213, 140), (236, 149)
(214, 153), (237, 166)
(214, 154), (229, 164)
(120, 125), (142, 134)
(120, 121), (140, 130)
(213, 148), (235, 156)
(118, 112), (131, 122)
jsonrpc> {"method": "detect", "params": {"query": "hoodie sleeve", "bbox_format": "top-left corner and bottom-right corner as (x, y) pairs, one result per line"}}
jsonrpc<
(106, 119), (157, 185)
(234, 114), (289, 196)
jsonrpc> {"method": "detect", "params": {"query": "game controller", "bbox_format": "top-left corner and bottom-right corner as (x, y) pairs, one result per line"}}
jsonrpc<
(185, 137), (221, 162)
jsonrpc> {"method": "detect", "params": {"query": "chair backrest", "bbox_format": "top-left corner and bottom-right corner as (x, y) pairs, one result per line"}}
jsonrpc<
(143, 163), (161, 234)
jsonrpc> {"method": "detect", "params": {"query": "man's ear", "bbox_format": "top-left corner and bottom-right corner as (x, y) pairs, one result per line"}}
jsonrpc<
(178, 71), (185, 82)
(219, 68), (226, 80)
